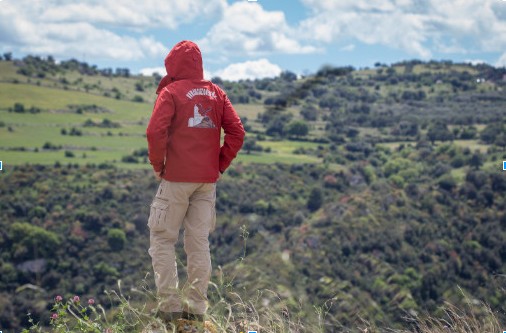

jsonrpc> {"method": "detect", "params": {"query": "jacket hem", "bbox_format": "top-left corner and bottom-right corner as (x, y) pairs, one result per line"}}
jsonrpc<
(162, 176), (218, 183)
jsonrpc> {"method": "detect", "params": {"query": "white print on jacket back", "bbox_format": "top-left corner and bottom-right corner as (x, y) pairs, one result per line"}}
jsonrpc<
(188, 103), (216, 128)
(186, 88), (217, 100)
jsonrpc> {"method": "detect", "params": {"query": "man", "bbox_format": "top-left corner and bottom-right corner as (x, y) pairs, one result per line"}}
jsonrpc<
(146, 40), (245, 328)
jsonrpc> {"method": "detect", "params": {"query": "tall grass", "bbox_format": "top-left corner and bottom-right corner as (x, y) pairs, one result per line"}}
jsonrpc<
(22, 276), (504, 333)
(394, 297), (503, 333)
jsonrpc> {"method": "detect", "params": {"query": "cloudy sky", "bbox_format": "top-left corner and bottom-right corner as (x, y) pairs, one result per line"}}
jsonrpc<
(1, 0), (505, 80)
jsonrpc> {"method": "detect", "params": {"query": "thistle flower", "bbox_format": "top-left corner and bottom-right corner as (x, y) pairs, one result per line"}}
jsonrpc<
(73, 295), (80, 303)
(51, 313), (58, 320)
(55, 295), (63, 302)
(88, 298), (95, 305)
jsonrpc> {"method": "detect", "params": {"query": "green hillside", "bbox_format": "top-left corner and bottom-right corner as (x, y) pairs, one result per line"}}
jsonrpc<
(0, 56), (505, 331)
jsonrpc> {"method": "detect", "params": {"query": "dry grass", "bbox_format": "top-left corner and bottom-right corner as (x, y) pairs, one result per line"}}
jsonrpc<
(394, 303), (502, 333)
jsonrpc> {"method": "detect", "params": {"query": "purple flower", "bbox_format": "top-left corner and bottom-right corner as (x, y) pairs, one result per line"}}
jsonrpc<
(51, 313), (58, 320)
(73, 295), (80, 303)
(88, 298), (95, 305)
(104, 328), (113, 333)
(55, 295), (63, 302)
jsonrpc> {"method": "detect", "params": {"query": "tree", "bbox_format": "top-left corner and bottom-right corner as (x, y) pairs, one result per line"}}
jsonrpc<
(460, 126), (477, 139)
(242, 137), (262, 154)
(307, 188), (323, 212)
(211, 77), (223, 85)
(13, 103), (25, 113)
(287, 120), (309, 138)
(107, 228), (126, 251)
(469, 151), (483, 170)
(280, 70), (297, 82)
(427, 123), (454, 144)
(480, 123), (503, 144)
(135, 82), (144, 92)
(3, 52), (12, 61)
(300, 105), (318, 121)
(494, 133), (506, 150)
(9, 222), (60, 260)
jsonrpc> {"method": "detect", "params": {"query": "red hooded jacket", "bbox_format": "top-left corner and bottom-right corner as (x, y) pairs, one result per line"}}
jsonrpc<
(146, 41), (245, 183)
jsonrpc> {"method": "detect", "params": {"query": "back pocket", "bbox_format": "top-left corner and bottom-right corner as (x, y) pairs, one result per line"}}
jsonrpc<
(148, 199), (169, 231)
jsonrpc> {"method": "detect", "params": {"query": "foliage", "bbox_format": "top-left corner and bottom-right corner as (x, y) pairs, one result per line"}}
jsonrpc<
(0, 57), (506, 332)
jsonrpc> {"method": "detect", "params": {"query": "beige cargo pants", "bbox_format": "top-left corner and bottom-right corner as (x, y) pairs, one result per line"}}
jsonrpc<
(148, 180), (216, 315)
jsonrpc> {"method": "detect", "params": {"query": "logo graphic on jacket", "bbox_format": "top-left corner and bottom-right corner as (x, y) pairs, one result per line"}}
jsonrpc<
(188, 103), (216, 128)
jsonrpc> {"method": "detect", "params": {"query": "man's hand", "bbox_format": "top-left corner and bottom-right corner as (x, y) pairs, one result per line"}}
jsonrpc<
(153, 170), (162, 181)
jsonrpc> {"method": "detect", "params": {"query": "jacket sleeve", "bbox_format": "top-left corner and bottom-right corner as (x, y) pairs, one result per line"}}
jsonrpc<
(219, 95), (245, 173)
(146, 89), (175, 173)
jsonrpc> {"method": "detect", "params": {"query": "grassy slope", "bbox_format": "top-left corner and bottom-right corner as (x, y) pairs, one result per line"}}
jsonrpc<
(0, 67), (317, 167)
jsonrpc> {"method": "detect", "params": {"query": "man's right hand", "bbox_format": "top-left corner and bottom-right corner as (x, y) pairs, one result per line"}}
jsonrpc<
(153, 170), (162, 181)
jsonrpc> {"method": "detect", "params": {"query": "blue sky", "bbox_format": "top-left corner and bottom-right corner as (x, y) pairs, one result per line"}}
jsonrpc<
(1, 0), (505, 80)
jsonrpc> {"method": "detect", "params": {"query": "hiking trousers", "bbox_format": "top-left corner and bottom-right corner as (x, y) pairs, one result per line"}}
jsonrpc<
(148, 180), (216, 315)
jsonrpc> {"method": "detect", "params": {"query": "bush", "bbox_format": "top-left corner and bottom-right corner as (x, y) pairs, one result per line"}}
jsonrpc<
(121, 155), (138, 163)
(307, 188), (323, 212)
(43, 142), (61, 150)
(438, 175), (457, 191)
(286, 120), (309, 137)
(13, 103), (25, 113)
(107, 228), (126, 251)
(132, 95), (144, 103)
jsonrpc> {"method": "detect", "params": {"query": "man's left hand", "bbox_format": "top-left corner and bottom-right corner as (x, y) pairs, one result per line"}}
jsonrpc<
(153, 170), (162, 181)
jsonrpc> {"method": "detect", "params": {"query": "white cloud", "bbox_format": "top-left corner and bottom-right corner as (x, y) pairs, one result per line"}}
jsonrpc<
(198, 2), (317, 57)
(0, 0), (222, 61)
(298, 0), (506, 59)
(19, 21), (167, 61)
(140, 59), (282, 81)
(341, 44), (355, 52)
(212, 59), (282, 81)
(39, 0), (227, 30)
(139, 67), (166, 76)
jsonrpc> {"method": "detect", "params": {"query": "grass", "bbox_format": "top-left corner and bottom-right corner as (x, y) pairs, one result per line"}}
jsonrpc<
(237, 151), (320, 164)
(235, 140), (324, 164)
(234, 103), (264, 120)
(452, 140), (489, 153)
(22, 277), (504, 333)
(378, 140), (490, 154)
(0, 82), (324, 168)
(378, 141), (415, 151)
(0, 83), (149, 118)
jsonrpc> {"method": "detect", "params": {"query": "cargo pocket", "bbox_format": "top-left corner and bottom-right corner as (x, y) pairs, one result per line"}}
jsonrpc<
(148, 199), (169, 231)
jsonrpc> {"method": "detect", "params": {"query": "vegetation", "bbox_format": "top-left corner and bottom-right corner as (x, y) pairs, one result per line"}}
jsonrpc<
(0, 55), (505, 331)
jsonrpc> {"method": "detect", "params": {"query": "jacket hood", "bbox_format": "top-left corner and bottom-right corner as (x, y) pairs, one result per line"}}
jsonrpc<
(156, 40), (204, 94)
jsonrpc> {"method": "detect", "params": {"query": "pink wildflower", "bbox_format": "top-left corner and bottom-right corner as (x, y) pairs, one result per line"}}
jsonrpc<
(104, 328), (113, 333)
(88, 298), (95, 305)
(55, 295), (63, 302)
(51, 313), (58, 320)
(73, 295), (80, 303)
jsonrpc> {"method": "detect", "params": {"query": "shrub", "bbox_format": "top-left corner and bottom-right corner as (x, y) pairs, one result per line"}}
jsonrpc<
(121, 155), (138, 163)
(13, 103), (25, 113)
(307, 187), (323, 212)
(132, 95), (144, 103)
(107, 228), (126, 251)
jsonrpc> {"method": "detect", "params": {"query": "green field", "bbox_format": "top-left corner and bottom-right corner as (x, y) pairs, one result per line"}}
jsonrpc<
(0, 82), (322, 168)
